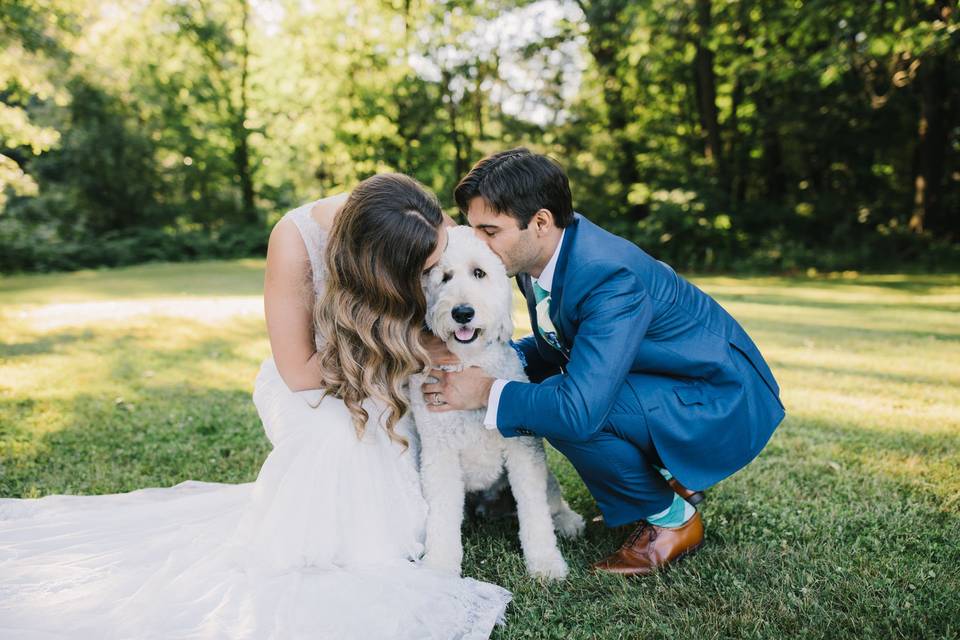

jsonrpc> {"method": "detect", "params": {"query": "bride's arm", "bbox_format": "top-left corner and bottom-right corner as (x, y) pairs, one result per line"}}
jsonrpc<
(263, 217), (325, 392)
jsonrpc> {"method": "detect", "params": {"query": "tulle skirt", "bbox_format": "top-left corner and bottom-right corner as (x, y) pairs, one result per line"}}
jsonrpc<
(0, 358), (511, 639)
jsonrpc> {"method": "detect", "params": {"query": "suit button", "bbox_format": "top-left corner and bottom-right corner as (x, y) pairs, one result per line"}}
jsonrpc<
(517, 428), (533, 436)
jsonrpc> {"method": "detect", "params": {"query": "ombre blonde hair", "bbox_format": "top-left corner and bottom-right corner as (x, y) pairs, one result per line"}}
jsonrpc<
(314, 174), (444, 447)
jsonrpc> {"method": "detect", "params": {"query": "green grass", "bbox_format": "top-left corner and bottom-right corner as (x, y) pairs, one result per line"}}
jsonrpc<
(2, 263), (958, 639)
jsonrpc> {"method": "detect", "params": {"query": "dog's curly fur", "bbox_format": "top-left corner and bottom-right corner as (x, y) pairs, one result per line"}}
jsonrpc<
(411, 226), (584, 580)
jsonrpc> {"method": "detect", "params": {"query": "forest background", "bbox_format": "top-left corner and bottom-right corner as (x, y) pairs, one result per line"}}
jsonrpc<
(2, 0), (958, 274)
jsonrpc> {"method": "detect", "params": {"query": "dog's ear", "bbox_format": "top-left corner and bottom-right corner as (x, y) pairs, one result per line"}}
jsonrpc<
(495, 284), (515, 342)
(496, 313), (513, 343)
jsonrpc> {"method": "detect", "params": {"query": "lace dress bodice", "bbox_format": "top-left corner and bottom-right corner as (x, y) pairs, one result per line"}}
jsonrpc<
(283, 200), (329, 297)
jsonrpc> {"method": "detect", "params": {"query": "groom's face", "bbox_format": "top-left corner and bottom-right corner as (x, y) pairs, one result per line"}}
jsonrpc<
(465, 197), (539, 277)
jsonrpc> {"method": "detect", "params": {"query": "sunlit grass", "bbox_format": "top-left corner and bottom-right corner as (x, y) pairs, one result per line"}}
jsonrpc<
(0, 259), (266, 304)
(1, 263), (958, 638)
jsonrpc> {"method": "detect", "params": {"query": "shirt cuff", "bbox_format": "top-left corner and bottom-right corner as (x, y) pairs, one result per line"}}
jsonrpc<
(483, 379), (509, 429)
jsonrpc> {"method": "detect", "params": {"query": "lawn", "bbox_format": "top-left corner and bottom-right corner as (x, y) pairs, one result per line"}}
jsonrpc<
(1, 262), (958, 639)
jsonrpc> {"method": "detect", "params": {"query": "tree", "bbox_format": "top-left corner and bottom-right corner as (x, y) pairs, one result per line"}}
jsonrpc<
(0, 0), (72, 207)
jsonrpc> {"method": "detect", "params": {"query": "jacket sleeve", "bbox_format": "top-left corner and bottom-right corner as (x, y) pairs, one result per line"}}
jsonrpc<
(495, 261), (652, 442)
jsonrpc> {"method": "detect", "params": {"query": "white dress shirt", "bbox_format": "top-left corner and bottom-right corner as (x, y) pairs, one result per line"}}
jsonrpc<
(483, 229), (565, 429)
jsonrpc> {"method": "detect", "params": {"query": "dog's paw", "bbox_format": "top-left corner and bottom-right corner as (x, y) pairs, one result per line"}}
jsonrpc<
(421, 551), (462, 576)
(524, 550), (569, 581)
(553, 509), (586, 540)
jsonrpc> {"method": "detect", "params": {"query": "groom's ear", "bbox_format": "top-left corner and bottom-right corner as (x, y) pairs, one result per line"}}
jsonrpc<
(531, 208), (555, 233)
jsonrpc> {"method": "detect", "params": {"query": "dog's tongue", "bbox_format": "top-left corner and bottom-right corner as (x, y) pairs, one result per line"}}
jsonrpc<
(455, 327), (476, 341)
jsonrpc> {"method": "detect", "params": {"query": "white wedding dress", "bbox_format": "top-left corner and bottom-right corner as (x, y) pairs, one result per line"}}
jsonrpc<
(0, 202), (512, 639)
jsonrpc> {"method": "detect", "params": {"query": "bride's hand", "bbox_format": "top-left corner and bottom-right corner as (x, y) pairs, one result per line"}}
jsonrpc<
(421, 366), (494, 412)
(420, 331), (459, 368)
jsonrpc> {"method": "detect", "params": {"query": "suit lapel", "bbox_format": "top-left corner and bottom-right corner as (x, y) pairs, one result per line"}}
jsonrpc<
(517, 272), (563, 365)
(516, 215), (581, 361)
(518, 273), (536, 317)
(546, 215), (579, 350)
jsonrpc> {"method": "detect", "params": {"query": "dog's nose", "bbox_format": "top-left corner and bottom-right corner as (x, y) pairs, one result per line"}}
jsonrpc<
(451, 305), (475, 324)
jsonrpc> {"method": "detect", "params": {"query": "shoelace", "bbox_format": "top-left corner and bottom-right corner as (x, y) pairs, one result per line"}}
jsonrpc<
(623, 520), (658, 548)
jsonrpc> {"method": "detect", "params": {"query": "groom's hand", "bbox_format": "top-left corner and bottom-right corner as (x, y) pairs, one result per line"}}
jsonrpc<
(421, 366), (494, 412)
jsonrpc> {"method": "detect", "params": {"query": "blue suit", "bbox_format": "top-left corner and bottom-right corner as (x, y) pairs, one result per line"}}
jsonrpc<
(496, 213), (786, 526)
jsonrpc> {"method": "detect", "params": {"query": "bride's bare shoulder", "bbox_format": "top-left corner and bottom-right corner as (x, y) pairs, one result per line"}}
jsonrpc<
(309, 193), (349, 233)
(266, 216), (308, 274)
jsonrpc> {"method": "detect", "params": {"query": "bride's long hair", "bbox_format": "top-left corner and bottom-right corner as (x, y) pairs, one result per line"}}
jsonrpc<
(314, 173), (443, 447)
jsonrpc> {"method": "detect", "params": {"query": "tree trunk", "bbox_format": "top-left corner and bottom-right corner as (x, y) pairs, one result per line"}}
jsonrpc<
(755, 90), (786, 200)
(396, 0), (411, 173)
(729, 75), (748, 203)
(474, 66), (485, 142)
(235, 0), (257, 225)
(908, 52), (949, 235)
(692, 0), (724, 180)
(442, 70), (468, 185)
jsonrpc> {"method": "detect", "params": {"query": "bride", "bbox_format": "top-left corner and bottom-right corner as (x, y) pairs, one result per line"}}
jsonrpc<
(0, 174), (512, 639)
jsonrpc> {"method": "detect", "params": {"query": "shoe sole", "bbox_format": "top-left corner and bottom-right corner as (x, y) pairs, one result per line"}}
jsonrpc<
(672, 539), (705, 565)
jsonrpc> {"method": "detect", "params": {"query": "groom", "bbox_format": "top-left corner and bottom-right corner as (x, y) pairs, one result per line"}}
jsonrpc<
(422, 148), (786, 576)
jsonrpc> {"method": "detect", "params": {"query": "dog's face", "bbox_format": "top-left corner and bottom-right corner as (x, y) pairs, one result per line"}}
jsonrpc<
(422, 226), (514, 357)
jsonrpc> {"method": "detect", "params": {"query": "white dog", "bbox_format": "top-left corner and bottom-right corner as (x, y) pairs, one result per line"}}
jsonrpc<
(410, 226), (585, 580)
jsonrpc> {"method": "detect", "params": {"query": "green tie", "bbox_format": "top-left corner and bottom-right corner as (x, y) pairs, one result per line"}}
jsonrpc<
(532, 280), (563, 352)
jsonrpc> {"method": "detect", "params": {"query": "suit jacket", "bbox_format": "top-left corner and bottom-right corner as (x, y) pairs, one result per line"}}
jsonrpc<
(497, 213), (786, 490)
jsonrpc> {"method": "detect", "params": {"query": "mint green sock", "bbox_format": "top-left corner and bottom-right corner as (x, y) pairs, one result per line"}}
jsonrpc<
(655, 466), (674, 482)
(646, 493), (695, 528)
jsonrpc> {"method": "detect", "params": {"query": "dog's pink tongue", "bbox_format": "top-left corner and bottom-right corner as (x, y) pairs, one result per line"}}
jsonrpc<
(455, 327), (475, 341)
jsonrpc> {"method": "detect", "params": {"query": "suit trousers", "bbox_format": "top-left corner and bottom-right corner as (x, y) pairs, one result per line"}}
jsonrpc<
(544, 373), (677, 527)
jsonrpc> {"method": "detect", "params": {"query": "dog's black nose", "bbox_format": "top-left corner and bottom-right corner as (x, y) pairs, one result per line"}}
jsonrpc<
(451, 304), (475, 324)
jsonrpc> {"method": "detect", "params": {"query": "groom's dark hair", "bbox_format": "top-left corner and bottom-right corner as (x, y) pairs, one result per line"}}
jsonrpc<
(454, 147), (574, 229)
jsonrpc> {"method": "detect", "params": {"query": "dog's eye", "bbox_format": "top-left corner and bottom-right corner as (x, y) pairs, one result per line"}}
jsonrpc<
(441, 271), (453, 283)
(473, 268), (486, 279)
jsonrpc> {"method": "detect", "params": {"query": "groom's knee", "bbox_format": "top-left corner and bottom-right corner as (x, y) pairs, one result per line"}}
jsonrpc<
(546, 429), (673, 524)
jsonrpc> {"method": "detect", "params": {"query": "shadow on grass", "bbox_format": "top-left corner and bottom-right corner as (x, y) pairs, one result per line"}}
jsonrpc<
(0, 330), (94, 359)
(804, 274), (960, 294)
(0, 318), (267, 400)
(709, 293), (960, 315)
(767, 360), (959, 388)
(743, 318), (959, 342)
(0, 316), (270, 498)
(469, 421), (960, 639)
(2, 267), (958, 638)
(699, 273), (960, 295)
(3, 394), (958, 639)
(0, 386), (271, 498)
(0, 260), (266, 304)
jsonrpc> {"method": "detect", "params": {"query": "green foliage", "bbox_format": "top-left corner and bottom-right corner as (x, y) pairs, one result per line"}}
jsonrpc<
(0, 221), (266, 273)
(0, 0), (73, 206)
(1, 0), (958, 273)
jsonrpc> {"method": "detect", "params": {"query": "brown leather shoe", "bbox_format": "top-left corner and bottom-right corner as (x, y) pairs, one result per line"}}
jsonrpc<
(590, 511), (704, 576)
(667, 478), (705, 506)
